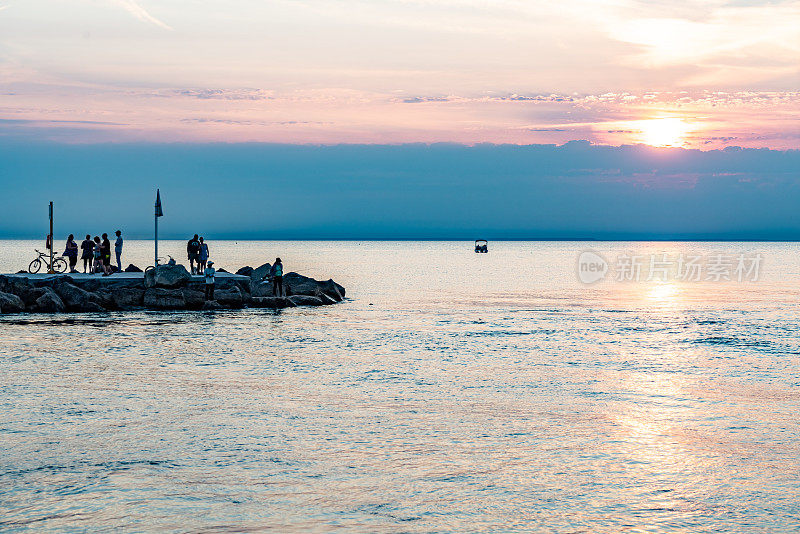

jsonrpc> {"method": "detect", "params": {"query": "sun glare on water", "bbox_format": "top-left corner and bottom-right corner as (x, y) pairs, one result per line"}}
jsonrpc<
(639, 118), (687, 147)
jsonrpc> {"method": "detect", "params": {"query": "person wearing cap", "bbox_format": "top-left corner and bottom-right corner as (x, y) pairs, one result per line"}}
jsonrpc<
(204, 260), (216, 301)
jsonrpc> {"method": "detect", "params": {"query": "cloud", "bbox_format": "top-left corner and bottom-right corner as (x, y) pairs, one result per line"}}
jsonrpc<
(113, 0), (172, 30)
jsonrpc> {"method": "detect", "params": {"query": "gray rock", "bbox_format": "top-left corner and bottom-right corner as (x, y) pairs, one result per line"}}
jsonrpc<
(181, 288), (206, 308)
(95, 290), (115, 310)
(82, 302), (107, 313)
(112, 288), (145, 309)
(143, 288), (186, 309)
(319, 279), (345, 301)
(215, 286), (243, 308)
(249, 296), (296, 308)
(251, 262), (272, 283)
(318, 293), (338, 305)
(235, 266), (254, 277)
(124, 264), (143, 273)
(72, 278), (101, 293)
(144, 264), (191, 289)
(251, 281), (277, 298)
(0, 291), (25, 313)
(288, 295), (325, 306)
(33, 288), (65, 313)
(20, 287), (47, 306)
(0, 274), (34, 296)
(51, 279), (103, 311)
(0, 275), (37, 304)
(201, 300), (223, 311)
(284, 272), (345, 302)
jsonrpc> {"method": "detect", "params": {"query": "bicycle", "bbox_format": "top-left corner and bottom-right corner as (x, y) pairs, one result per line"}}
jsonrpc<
(28, 249), (68, 274)
(144, 255), (175, 273)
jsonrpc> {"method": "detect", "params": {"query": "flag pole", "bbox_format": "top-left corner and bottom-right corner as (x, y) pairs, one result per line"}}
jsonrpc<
(48, 201), (54, 274)
(154, 189), (159, 267)
(154, 189), (163, 267)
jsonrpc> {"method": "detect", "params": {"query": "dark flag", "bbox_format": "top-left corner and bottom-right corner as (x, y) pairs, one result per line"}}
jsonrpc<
(155, 189), (163, 217)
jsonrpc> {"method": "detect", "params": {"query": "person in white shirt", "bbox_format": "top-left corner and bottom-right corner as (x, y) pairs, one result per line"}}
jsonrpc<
(204, 261), (216, 301)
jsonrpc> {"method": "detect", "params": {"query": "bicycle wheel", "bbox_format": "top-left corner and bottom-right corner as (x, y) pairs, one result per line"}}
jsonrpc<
(28, 258), (41, 274)
(145, 265), (155, 273)
(53, 258), (68, 273)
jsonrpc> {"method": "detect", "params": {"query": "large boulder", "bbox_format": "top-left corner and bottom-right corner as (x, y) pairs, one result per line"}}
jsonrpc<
(251, 262), (272, 283)
(0, 275), (36, 303)
(215, 286), (243, 308)
(181, 288), (206, 308)
(288, 295), (325, 307)
(112, 288), (145, 309)
(19, 286), (47, 307)
(0, 291), (25, 313)
(201, 300), (223, 311)
(124, 264), (143, 273)
(251, 281), (276, 298)
(94, 290), (116, 310)
(317, 293), (338, 305)
(143, 288), (186, 309)
(51, 279), (103, 312)
(250, 296), (296, 309)
(33, 288), (65, 313)
(236, 266), (254, 277)
(144, 264), (191, 289)
(283, 272), (345, 302)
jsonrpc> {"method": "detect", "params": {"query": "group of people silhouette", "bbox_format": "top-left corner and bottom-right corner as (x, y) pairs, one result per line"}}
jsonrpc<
(186, 234), (210, 275)
(62, 231), (123, 276)
(57, 232), (285, 301)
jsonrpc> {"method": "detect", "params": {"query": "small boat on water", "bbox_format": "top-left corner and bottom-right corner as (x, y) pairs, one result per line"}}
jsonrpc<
(474, 239), (488, 253)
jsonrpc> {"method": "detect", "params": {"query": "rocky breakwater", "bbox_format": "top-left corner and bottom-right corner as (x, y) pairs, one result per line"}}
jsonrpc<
(0, 262), (346, 314)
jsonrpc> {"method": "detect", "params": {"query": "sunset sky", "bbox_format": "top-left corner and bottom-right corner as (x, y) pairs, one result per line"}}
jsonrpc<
(1, 0), (798, 148)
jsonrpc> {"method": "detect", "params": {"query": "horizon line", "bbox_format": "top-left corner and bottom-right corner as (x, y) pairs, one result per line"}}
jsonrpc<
(4, 138), (798, 153)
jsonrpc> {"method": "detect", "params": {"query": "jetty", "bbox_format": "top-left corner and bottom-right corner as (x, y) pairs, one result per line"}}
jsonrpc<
(0, 263), (345, 314)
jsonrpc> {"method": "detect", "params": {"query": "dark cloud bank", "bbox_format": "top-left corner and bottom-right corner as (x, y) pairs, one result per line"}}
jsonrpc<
(0, 141), (798, 240)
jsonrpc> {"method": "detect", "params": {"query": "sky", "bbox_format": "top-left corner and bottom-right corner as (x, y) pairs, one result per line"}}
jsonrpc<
(0, 0), (798, 148)
(0, 1), (798, 239)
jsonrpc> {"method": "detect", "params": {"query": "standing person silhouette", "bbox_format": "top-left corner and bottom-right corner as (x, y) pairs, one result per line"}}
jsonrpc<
(114, 230), (124, 272)
(187, 234), (201, 275)
(101, 233), (112, 276)
(80, 235), (94, 273)
(270, 257), (284, 297)
(198, 237), (209, 275)
(92, 236), (102, 274)
(63, 235), (78, 273)
(204, 261), (216, 301)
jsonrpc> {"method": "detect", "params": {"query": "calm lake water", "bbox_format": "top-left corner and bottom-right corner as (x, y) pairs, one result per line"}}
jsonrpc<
(2, 240), (800, 532)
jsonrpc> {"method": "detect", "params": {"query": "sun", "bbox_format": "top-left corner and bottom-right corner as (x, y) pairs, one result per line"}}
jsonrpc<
(640, 118), (687, 147)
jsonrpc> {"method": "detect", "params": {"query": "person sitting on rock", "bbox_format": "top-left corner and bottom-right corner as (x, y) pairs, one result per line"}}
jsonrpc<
(204, 260), (216, 301)
(270, 257), (284, 297)
(187, 234), (201, 275)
